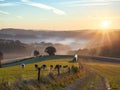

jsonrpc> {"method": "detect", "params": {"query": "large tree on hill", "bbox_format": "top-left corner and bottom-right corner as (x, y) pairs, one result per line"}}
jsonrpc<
(0, 52), (3, 68)
(45, 46), (56, 56)
(33, 50), (40, 57)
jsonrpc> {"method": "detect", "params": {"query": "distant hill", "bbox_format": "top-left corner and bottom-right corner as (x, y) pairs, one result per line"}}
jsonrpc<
(0, 28), (99, 40)
(1, 28), (119, 47)
(0, 39), (71, 59)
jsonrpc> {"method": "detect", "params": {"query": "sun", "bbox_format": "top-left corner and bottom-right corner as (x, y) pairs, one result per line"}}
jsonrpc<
(100, 20), (110, 29)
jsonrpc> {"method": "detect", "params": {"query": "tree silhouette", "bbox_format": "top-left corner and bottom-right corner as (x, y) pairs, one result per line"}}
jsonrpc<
(0, 52), (3, 68)
(33, 50), (40, 57)
(45, 46), (56, 56)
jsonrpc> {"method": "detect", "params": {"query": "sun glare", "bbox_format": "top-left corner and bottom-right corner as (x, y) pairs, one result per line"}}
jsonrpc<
(100, 20), (110, 29)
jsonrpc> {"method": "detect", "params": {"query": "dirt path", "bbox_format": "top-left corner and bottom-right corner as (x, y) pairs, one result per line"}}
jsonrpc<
(63, 73), (90, 90)
(97, 75), (107, 90)
(63, 62), (111, 90)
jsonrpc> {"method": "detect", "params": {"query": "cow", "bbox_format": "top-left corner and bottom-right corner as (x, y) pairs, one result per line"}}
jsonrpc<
(63, 65), (68, 68)
(35, 64), (38, 70)
(41, 64), (47, 70)
(55, 64), (62, 69)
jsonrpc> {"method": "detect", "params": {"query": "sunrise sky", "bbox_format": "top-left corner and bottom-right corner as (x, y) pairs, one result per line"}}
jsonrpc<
(0, 0), (120, 30)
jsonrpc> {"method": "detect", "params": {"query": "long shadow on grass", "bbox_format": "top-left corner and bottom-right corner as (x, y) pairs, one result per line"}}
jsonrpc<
(2, 55), (73, 67)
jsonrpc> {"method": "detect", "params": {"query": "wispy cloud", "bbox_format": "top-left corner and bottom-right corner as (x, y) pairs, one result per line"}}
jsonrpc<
(21, 0), (66, 15)
(16, 16), (23, 19)
(0, 10), (10, 15)
(68, 3), (110, 7)
(0, 2), (20, 7)
(0, 0), (5, 1)
(60, 0), (120, 7)
(88, 16), (120, 20)
(0, 10), (23, 20)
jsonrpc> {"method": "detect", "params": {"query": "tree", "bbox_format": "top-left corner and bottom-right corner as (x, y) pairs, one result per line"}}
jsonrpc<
(33, 50), (40, 57)
(45, 46), (56, 56)
(0, 52), (3, 68)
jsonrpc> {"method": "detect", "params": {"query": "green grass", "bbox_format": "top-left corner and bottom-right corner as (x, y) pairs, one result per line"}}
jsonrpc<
(1, 56), (119, 90)
(0, 56), (85, 90)
(0, 56), (78, 81)
(3, 55), (73, 67)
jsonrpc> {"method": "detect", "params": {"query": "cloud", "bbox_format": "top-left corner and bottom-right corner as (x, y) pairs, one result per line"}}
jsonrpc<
(0, 0), (5, 2)
(0, 2), (20, 7)
(0, 0), (5, 1)
(68, 2), (110, 7)
(0, 10), (23, 20)
(0, 10), (10, 15)
(60, 0), (120, 7)
(21, 0), (66, 15)
(88, 16), (120, 20)
(16, 16), (23, 19)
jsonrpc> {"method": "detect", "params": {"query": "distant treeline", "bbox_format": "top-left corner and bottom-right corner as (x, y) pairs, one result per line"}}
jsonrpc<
(0, 39), (27, 53)
(70, 31), (120, 58)
(0, 39), (71, 59)
(99, 31), (120, 58)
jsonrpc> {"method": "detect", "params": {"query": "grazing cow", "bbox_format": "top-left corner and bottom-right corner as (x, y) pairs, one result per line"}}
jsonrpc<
(55, 64), (62, 69)
(73, 54), (78, 62)
(63, 65), (68, 68)
(41, 64), (47, 70)
(21, 63), (25, 70)
(50, 65), (53, 69)
(55, 64), (62, 75)
(35, 64), (38, 70)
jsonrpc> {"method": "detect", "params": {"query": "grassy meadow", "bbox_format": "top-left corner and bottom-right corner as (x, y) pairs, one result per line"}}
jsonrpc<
(0, 56), (120, 90)
(0, 56), (85, 90)
(0, 56), (79, 81)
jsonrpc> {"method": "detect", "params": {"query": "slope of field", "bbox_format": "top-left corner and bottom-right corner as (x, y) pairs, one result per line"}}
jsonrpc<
(85, 62), (120, 90)
(0, 56), (86, 90)
(80, 59), (120, 90)
(0, 56), (77, 81)
(63, 58), (120, 90)
(2, 55), (73, 67)
(0, 56), (120, 90)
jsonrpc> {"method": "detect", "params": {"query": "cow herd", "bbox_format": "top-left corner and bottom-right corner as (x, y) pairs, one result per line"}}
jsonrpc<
(34, 64), (69, 71)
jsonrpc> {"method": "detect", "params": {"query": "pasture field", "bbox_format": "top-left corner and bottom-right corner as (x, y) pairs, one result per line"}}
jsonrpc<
(0, 56), (86, 90)
(0, 56), (119, 90)
(0, 56), (78, 81)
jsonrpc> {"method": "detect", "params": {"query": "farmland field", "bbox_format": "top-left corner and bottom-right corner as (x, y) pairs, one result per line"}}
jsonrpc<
(64, 58), (120, 90)
(0, 55), (120, 90)
(0, 56), (79, 81)
(86, 62), (120, 90)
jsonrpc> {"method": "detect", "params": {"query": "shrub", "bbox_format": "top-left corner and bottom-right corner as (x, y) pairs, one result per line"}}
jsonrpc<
(0, 78), (12, 90)
(71, 65), (80, 73)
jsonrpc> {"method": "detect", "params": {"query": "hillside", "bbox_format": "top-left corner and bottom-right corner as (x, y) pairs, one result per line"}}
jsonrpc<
(0, 28), (120, 58)
(0, 55), (120, 90)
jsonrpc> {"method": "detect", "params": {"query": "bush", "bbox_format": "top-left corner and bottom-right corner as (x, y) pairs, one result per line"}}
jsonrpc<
(0, 79), (12, 90)
(71, 66), (80, 73)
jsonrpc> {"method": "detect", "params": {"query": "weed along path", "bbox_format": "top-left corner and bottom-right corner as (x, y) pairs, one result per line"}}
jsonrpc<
(64, 58), (120, 90)
(63, 67), (107, 90)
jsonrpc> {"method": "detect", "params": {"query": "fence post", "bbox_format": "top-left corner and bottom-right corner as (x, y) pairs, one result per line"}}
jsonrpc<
(57, 66), (60, 75)
(68, 67), (71, 74)
(38, 67), (41, 81)
(0, 60), (1, 68)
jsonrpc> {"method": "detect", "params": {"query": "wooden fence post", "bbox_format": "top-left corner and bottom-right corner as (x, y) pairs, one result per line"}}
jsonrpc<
(0, 60), (1, 68)
(68, 67), (71, 74)
(57, 67), (60, 75)
(38, 67), (41, 81)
